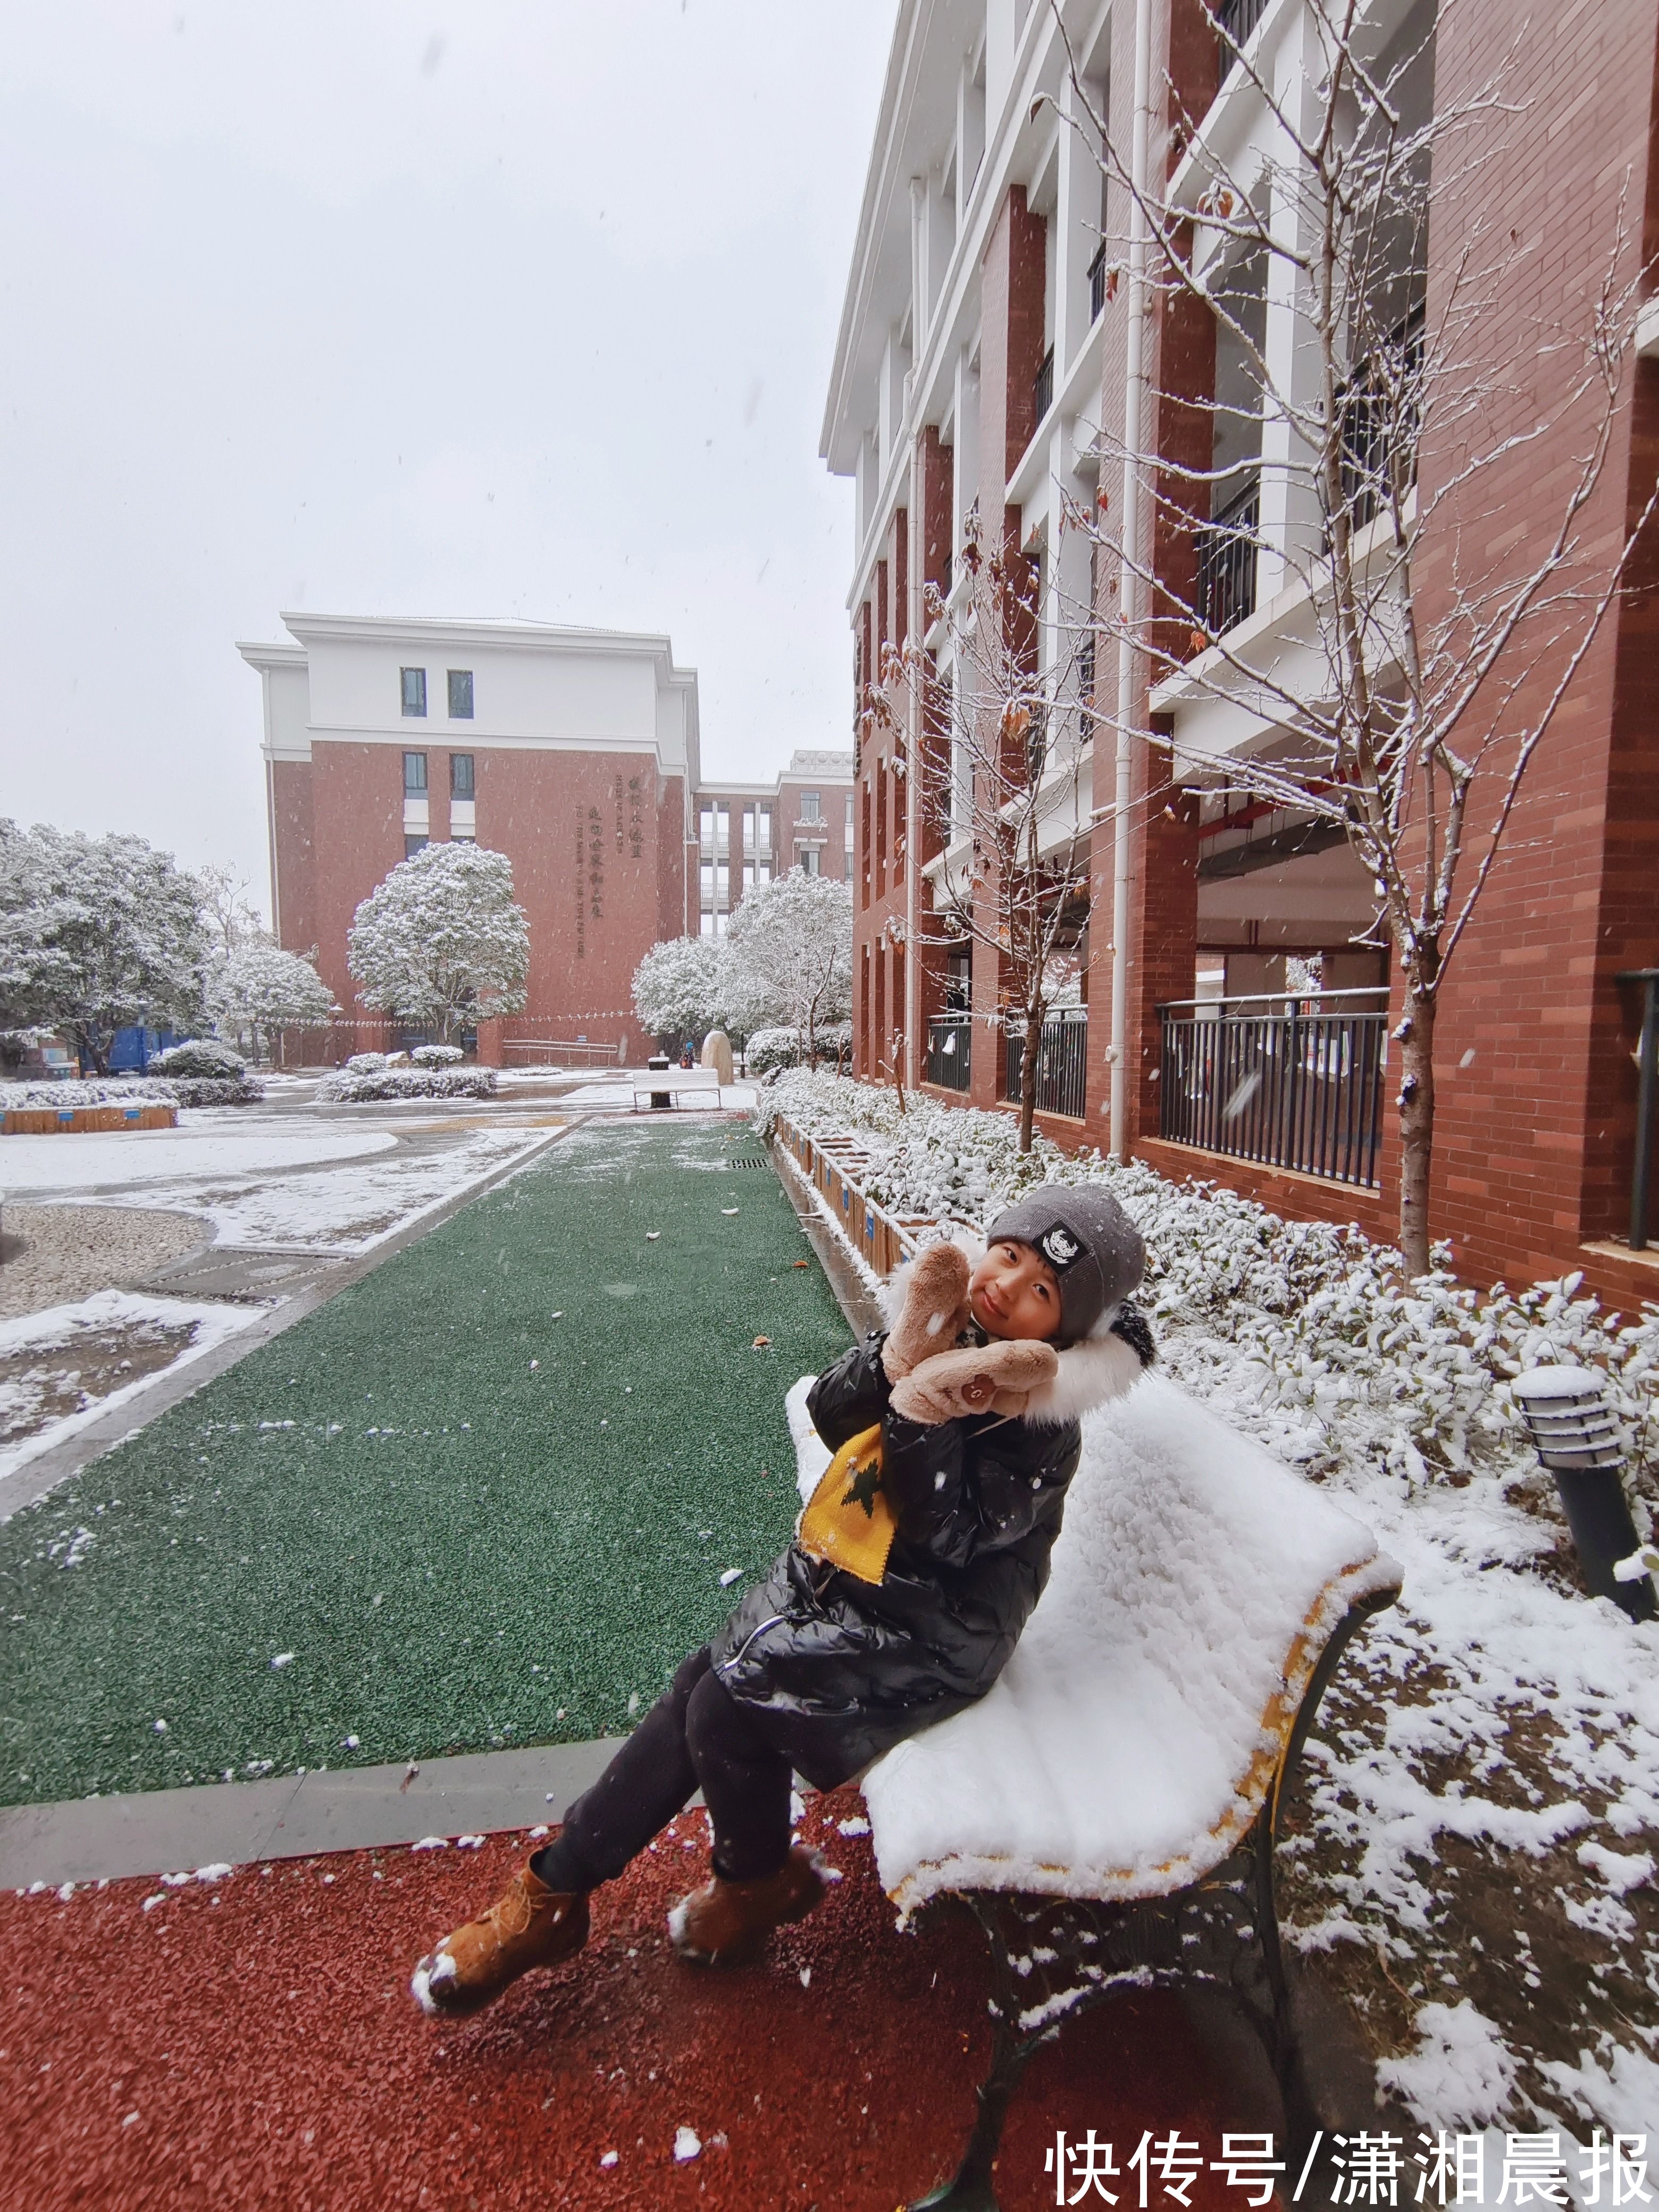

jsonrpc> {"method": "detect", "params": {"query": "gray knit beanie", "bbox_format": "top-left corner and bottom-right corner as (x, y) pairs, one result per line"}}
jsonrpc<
(985, 1185), (1145, 1346)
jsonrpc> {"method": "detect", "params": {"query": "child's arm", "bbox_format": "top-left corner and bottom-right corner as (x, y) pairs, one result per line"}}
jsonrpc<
(806, 1336), (891, 1451)
(889, 1340), (1058, 1424)
(806, 1242), (976, 1450)
(879, 1397), (1074, 1571)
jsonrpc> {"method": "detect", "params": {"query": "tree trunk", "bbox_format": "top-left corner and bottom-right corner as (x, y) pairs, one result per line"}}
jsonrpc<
(1018, 1004), (1042, 1153)
(1396, 987), (1437, 1278)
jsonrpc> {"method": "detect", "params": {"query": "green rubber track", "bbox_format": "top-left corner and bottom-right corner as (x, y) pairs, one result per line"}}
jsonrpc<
(0, 1120), (853, 1807)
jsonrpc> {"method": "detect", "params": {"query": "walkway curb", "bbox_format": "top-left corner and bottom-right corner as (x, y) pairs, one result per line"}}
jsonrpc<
(0, 1739), (619, 1888)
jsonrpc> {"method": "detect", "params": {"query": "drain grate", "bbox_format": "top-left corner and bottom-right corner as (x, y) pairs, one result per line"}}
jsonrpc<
(724, 1155), (770, 1169)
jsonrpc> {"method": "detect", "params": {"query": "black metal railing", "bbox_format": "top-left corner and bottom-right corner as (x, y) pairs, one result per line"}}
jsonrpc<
(1619, 969), (1659, 1249)
(1088, 242), (1110, 323)
(1158, 990), (1387, 1186)
(1078, 634), (1096, 739)
(927, 1014), (972, 1092)
(1195, 474), (1260, 638)
(1034, 346), (1055, 430)
(1218, 0), (1270, 65)
(1003, 1011), (1088, 1121)
(1336, 300), (1426, 535)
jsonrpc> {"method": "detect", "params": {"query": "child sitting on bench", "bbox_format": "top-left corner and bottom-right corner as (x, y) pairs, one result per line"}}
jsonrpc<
(411, 1184), (1152, 2018)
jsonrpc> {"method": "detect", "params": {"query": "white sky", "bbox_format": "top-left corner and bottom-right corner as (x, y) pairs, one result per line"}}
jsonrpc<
(0, 2), (891, 917)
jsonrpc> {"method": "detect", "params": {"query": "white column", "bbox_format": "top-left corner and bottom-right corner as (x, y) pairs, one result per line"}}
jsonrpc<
(1053, 65), (1090, 377)
(1254, 2), (1323, 602)
(911, 177), (930, 356)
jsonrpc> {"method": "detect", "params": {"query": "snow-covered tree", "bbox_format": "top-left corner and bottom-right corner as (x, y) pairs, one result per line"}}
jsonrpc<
(207, 942), (336, 1062)
(723, 868), (853, 1065)
(197, 865), (269, 959)
(347, 842), (529, 1044)
(632, 934), (727, 1045)
(1059, 7), (1657, 1272)
(0, 821), (207, 1072)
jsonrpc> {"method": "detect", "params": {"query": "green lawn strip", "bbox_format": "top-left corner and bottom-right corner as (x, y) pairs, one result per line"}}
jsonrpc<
(0, 1121), (852, 1807)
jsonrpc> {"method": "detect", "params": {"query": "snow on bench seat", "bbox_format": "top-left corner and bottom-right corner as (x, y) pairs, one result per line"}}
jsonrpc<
(786, 1369), (1401, 1919)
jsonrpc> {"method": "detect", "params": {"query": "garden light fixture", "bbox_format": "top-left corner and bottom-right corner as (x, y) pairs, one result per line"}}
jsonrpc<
(1511, 1367), (1656, 1623)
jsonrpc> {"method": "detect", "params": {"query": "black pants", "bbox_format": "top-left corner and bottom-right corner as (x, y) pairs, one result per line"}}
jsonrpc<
(530, 1646), (793, 1893)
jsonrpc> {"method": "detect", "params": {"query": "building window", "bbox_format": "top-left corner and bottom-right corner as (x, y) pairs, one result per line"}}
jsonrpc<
(447, 669), (474, 719)
(844, 849), (854, 882)
(404, 834), (429, 859)
(404, 751), (428, 795)
(800, 790), (822, 823)
(844, 791), (854, 830)
(401, 667), (427, 717)
(798, 845), (822, 877)
(450, 753), (475, 800)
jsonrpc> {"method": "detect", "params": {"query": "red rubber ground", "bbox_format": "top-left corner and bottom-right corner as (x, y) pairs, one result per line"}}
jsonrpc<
(2, 1789), (1269, 2210)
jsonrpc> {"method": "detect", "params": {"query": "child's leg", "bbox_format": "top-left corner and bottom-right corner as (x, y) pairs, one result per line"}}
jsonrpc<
(531, 1646), (713, 1892)
(683, 1665), (793, 1880)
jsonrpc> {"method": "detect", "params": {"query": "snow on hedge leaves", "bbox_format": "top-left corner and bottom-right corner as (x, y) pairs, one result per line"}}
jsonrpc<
(760, 1072), (1659, 2130)
(758, 1070), (1659, 1505)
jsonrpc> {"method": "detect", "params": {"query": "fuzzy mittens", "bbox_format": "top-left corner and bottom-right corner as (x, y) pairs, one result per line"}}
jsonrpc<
(881, 1243), (974, 1384)
(889, 1339), (1059, 1425)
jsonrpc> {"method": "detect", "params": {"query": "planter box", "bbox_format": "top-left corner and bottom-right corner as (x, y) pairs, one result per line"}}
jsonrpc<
(3, 1104), (178, 1136)
(774, 1115), (965, 1280)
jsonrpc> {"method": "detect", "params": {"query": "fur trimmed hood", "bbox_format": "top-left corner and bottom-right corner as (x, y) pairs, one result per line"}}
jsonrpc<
(882, 1235), (1153, 1428)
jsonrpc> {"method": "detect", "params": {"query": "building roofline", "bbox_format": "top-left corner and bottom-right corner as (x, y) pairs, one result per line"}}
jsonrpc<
(820, 0), (926, 471)
(236, 640), (307, 672)
(277, 610), (698, 691)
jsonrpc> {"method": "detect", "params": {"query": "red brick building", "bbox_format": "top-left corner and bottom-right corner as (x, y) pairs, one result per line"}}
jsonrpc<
(823, 0), (1659, 1304)
(240, 614), (851, 1061)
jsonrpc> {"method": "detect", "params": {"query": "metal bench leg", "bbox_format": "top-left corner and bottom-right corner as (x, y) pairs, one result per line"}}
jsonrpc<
(908, 1898), (1042, 2212)
(909, 2019), (1037, 2210)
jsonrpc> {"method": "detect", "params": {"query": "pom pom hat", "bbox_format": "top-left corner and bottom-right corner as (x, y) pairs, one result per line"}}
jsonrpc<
(984, 1185), (1145, 1347)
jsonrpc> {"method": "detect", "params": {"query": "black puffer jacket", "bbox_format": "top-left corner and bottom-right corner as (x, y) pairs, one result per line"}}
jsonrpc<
(708, 1294), (1150, 1790)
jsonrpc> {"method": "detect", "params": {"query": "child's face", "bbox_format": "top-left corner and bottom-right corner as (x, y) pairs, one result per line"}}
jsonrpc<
(968, 1240), (1063, 1343)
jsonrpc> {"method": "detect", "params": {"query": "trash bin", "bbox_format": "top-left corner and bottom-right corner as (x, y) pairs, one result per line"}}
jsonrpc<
(647, 1054), (673, 1110)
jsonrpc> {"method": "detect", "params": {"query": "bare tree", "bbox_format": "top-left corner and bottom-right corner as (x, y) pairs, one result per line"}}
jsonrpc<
(868, 515), (1095, 1153)
(1056, 0), (1656, 1273)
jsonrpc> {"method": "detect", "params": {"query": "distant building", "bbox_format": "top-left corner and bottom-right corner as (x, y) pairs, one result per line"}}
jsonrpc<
(694, 751), (856, 939)
(239, 613), (851, 1058)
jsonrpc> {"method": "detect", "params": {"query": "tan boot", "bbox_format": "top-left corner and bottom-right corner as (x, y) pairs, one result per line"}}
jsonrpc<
(410, 1861), (589, 2018)
(667, 1844), (826, 1966)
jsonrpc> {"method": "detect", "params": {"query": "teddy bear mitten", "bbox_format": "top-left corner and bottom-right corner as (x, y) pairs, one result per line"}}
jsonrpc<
(888, 1339), (1059, 1425)
(881, 1243), (974, 1384)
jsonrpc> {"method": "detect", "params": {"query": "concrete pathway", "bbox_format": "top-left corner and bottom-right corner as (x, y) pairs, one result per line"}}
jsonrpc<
(0, 1740), (617, 1889)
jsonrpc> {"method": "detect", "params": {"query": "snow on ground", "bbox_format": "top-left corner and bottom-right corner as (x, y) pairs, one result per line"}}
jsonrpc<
(760, 1072), (1659, 2139)
(0, 1121), (394, 1193)
(563, 1074), (758, 1112)
(0, 1289), (261, 1489)
(1, 1112), (557, 1254)
(175, 1126), (553, 1252)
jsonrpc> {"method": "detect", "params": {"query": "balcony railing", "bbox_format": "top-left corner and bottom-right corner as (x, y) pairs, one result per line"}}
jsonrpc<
(1336, 300), (1426, 535)
(1088, 242), (1109, 323)
(1033, 346), (1055, 430)
(1158, 988), (1387, 1186)
(1218, 0), (1269, 62)
(1195, 475), (1260, 639)
(926, 1014), (972, 1093)
(1003, 1010), (1088, 1121)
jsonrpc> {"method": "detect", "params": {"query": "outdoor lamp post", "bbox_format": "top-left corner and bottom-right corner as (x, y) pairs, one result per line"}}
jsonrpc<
(1510, 1366), (1657, 1623)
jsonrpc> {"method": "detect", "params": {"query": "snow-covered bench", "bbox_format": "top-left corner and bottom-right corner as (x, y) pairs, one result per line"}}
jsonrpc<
(786, 1369), (1402, 2212)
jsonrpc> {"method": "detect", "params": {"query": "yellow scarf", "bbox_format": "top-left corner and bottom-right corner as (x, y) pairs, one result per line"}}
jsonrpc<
(798, 1424), (896, 1586)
